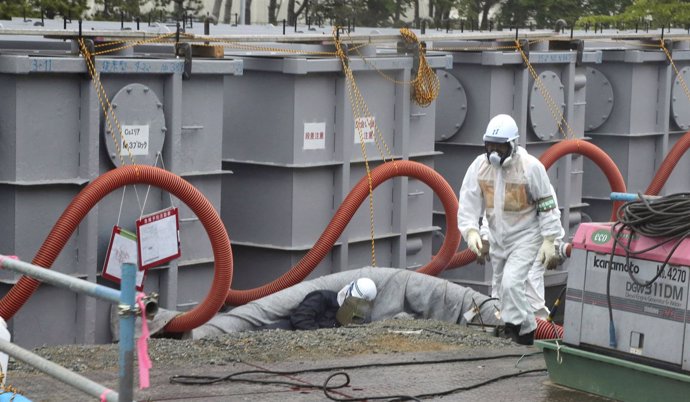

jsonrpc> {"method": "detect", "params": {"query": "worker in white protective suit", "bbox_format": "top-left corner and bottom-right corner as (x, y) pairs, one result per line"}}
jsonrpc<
(457, 114), (563, 345)
(480, 187), (565, 320)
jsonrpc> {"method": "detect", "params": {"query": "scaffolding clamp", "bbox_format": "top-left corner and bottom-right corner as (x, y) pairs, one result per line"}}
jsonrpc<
(175, 42), (193, 80)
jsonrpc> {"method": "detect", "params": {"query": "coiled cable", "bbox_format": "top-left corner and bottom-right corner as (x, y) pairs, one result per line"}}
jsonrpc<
(606, 192), (690, 347)
(613, 192), (690, 287)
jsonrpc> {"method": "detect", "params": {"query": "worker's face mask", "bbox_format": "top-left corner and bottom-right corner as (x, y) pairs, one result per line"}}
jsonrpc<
(336, 297), (373, 326)
(485, 142), (513, 167)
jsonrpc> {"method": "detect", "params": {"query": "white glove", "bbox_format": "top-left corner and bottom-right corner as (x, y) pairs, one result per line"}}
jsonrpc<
(476, 239), (491, 265)
(466, 229), (483, 257)
(537, 237), (558, 270)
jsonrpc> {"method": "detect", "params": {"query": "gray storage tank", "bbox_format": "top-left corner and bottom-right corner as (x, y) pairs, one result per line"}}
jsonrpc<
(0, 37), (241, 347)
(221, 45), (451, 290)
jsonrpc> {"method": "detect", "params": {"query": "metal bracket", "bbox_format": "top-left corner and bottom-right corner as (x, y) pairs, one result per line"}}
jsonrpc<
(664, 39), (673, 65)
(398, 39), (422, 77)
(175, 42), (192, 80)
(117, 303), (140, 317)
(83, 39), (95, 74)
(519, 39), (530, 68)
(575, 39), (584, 67)
(550, 39), (584, 66)
(339, 42), (349, 72)
(117, 292), (159, 318)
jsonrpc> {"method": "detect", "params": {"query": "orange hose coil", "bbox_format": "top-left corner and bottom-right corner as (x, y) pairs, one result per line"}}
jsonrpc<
(0, 165), (233, 333)
(539, 139), (626, 222)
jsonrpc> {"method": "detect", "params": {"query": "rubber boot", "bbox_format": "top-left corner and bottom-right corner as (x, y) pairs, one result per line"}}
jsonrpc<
(504, 323), (535, 346)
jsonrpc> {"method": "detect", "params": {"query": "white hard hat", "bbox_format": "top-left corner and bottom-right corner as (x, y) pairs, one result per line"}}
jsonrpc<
(482, 114), (519, 143)
(337, 278), (377, 306)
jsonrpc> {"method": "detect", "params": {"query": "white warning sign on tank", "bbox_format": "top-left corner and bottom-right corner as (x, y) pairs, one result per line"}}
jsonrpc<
(354, 116), (375, 144)
(303, 122), (326, 150)
(120, 125), (150, 156)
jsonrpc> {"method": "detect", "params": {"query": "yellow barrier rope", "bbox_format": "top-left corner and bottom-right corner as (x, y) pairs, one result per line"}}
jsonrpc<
(79, 38), (136, 167)
(515, 40), (576, 140)
(660, 40), (690, 113)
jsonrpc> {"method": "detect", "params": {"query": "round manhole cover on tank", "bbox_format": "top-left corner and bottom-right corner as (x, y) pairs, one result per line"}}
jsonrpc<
(104, 83), (166, 167)
(585, 67), (614, 131)
(435, 71), (468, 141)
(528, 70), (565, 141)
(672, 66), (690, 131)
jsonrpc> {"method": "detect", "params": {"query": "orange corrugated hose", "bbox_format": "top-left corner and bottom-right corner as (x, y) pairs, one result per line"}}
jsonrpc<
(0, 165), (232, 333)
(646, 130), (690, 195)
(538, 139), (626, 221)
(226, 160), (462, 305)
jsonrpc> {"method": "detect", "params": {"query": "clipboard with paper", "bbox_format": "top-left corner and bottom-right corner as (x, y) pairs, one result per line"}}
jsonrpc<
(102, 226), (146, 290)
(136, 207), (181, 270)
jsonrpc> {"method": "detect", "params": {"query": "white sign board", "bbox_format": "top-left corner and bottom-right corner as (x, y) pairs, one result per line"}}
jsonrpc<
(136, 207), (181, 270)
(102, 226), (145, 290)
(354, 116), (376, 144)
(120, 125), (150, 156)
(303, 122), (326, 150)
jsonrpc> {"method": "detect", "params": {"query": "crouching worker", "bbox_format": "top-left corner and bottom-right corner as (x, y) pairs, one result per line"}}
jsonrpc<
(290, 278), (378, 330)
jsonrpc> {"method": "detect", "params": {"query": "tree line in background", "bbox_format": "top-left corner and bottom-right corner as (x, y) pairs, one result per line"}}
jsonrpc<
(2, 0), (690, 31)
(0, 0), (203, 21)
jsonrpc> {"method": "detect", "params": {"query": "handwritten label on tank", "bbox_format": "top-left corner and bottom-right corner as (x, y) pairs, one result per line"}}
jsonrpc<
(120, 125), (150, 156)
(354, 117), (376, 144)
(303, 122), (326, 150)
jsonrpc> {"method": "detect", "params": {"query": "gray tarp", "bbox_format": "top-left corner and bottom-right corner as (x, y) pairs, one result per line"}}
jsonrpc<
(113, 267), (501, 340)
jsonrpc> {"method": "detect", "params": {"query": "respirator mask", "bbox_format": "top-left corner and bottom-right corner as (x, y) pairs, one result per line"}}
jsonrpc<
(485, 142), (513, 167)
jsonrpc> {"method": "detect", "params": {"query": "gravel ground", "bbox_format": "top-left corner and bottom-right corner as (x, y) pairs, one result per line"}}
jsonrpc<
(9, 318), (513, 374)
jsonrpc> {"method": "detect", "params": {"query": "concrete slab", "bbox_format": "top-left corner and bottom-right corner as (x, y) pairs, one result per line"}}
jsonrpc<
(6, 346), (613, 401)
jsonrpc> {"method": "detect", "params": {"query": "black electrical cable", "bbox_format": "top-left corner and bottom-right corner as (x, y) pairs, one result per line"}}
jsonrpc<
(169, 352), (542, 385)
(605, 192), (690, 348)
(546, 286), (566, 339)
(476, 297), (499, 310)
(169, 368), (352, 389)
(322, 368), (547, 401)
(170, 353), (545, 401)
(322, 371), (422, 401)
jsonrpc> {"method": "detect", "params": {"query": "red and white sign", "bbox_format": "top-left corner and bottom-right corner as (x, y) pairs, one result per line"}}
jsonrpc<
(102, 226), (146, 290)
(354, 116), (376, 144)
(136, 207), (181, 270)
(303, 122), (326, 150)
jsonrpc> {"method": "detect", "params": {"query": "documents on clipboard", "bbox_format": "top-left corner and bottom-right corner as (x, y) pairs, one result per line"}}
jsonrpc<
(102, 226), (146, 290)
(136, 207), (181, 270)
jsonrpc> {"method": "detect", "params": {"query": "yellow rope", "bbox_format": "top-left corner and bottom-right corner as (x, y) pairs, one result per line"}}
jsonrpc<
(660, 40), (690, 115)
(79, 38), (136, 167)
(0, 372), (22, 399)
(92, 32), (177, 55)
(400, 27), (440, 107)
(333, 27), (379, 267)
(515, 40), (576, 140)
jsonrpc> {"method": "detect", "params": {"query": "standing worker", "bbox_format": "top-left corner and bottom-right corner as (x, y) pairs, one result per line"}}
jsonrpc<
(457, 114), (563, 345)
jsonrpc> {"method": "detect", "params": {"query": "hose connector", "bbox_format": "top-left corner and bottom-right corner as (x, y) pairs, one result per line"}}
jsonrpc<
(141, 292), (159, 320)
(558, 242), (572, 261)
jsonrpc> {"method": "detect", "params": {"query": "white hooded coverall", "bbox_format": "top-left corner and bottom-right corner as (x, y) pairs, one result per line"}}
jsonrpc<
(458, 147), (563, 335)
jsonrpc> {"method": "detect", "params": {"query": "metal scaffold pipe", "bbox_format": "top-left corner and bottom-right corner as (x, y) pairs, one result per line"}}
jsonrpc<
(0, 257), (144, 401)
(0, 339), (121, 401)
(0, 256), (120, 304)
